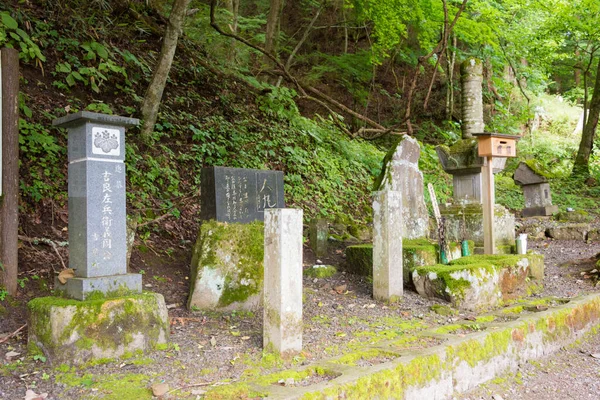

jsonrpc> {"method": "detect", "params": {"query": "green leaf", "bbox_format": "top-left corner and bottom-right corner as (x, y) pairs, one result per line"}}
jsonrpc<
(22, 105), (32, 118)
(56, 62), (72, 73)
(1, 13), (18, 30)
(65, 73), (76, 86)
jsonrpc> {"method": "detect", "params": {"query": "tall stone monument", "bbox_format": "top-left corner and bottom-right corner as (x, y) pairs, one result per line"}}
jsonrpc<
(53, 111), (142, 300)
(27, 111), (168, 366)
(513, 161), (558, 217)
(375, 135), (429, 239)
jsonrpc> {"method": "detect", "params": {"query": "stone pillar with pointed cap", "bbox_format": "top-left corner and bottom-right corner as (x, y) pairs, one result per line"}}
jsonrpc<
(53, 111), (142, 300)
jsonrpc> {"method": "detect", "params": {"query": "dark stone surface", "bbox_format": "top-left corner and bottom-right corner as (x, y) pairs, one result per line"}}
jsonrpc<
(201, 166), (285, 223)
(514, 162), (547, 186)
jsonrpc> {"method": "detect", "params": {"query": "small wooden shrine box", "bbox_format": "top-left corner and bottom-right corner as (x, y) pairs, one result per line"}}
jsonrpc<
(473, 133), (520, 158)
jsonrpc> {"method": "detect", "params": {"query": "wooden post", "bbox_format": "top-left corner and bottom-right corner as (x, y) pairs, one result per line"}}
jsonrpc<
(0, 48), (19, 295)
(482, 155), (495, 254)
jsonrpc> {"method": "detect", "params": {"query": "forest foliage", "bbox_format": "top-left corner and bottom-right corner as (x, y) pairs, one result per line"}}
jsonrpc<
(0, 0), (598, 228)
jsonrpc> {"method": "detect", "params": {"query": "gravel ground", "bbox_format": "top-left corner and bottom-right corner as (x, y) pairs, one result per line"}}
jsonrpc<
(2, 234), (600, 399)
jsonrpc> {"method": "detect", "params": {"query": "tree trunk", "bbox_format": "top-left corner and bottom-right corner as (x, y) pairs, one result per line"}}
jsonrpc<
(264, 0), (284, 63)
(0, 48), (19, 296)
(573, 60), (600, 176)
(140, 0), (191, 144)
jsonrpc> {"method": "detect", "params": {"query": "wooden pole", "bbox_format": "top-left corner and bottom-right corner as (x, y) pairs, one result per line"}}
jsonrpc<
(482, 155), (495, 254)
(0, 48), (19, 295)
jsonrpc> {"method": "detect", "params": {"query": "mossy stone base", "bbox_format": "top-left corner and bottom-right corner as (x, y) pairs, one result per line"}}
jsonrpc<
(546, 224), (590, 241)
(27, 292), (169, 366)
(412, 254), (544, 311)
(345, 240), (473, 287)
(439, 203), (515, 249)
(188, 220), (264, 311)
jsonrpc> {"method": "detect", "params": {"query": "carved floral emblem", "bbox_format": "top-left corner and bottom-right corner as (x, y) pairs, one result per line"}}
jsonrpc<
(94, 130), (119, 153)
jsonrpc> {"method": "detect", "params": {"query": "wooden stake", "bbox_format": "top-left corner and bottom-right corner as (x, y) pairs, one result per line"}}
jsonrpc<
(482, 155), (495, 254)
(0, 48), (19, 295)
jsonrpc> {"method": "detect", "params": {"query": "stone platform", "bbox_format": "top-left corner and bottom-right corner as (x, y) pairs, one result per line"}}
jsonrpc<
(345, 239), (474, 287)
(412, 254), (544, 311)
(27, 292), (169, 365)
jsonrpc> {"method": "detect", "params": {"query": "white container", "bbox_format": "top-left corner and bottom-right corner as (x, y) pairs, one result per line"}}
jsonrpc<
(516, 233), (528, 254)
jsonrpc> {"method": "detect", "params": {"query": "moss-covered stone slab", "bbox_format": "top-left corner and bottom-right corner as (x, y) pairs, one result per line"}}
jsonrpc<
(546, 224), (590, 241)
(27, 292), (169, 366)
(188, 220), (264, 311)
(412, 254), (544, 311)
(345, 240), (473, 286)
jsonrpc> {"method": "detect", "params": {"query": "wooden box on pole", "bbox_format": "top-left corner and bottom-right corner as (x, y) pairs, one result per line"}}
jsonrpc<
(474, 133), (520, 255)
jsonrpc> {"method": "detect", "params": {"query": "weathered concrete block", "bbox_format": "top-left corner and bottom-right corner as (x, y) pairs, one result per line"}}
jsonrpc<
(440, 203), (515, 250)
(345, 240), (473, 286)
(309, 218), (328, 257)
(372, 190), (403, 301)
(412, 254), (544, 311)
(263, 208), (303, 356)
(27, 292), (169, 365)
(188, 220), (264, 311)
(588, 229), (600, 242)
(546, 224), (590, 241)
(374, 136), (430, 239)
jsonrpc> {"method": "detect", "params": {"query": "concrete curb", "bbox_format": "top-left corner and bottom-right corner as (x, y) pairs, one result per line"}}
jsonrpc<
(208, 293), (600, 399)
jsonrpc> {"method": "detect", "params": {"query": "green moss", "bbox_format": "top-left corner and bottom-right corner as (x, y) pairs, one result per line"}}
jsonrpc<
(446, 329), (512, 367)
(304, 265), (337, 278)
(331, 349), (398, 366)
(56, 372), (153, 399)
(431, 304), (458, 316)
(475, 315), (496, 323)
(373, 136), (405, 191)
(556, 209), (592, 223)
(524, 159), (556, 179)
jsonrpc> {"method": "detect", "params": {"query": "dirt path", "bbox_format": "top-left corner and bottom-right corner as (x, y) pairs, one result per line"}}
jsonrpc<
(1, 237), (600, 399)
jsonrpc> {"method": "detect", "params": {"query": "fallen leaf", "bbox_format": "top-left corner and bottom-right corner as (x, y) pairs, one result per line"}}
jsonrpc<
(590, 353), (600, 359)
(24, 390), (48, 400)
(191, 389), (206, 396)
(57, 268), (75, 284)
(5, 350), (20, 360)
(151, 382), (169, 397)
(230, 331), (240, 337)
(210, 336), (217, 347)
(241, 336), (251, 341)
(334, 284), (347, 294)
(367, 304), (376, 309)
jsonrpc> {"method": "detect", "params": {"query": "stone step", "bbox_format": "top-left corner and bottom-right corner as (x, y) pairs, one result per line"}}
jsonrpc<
(412, 254), (544, 312)
(201, 294), (600, 399)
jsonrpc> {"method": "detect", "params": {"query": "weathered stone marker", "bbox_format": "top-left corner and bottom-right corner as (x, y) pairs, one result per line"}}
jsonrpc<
(513, 161), (558, 217)
(53, 111), (141, 300)
(372, 190), (403, 301)
(375, 136), (429, 239)
(201, 166), (284, 223)
(309, 218), (328, 257)
(263, 208), (303, 355)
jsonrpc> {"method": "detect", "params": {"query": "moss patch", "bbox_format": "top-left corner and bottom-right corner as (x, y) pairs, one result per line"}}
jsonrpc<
(304, 265), (337, 278)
